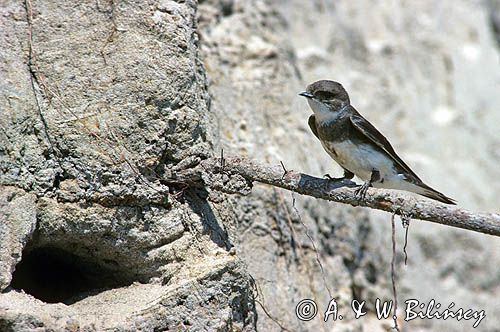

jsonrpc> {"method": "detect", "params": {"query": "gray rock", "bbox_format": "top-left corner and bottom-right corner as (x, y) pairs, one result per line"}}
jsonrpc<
(1, 0), (499, 331)
(0, 0), (254, 330)
(0, 187), (37, 291)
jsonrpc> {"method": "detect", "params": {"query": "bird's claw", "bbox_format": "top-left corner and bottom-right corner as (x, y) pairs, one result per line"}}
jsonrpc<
(354, 182), (370, 200)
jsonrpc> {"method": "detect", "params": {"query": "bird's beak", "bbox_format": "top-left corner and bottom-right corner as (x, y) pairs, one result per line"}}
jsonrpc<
(299, 91), (313, 98)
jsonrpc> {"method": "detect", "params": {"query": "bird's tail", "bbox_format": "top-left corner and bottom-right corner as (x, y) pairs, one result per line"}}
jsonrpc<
(414, 183), (456, 205)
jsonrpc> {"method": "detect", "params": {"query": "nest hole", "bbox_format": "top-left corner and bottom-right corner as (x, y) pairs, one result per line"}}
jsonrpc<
(10, 246), (133, 304)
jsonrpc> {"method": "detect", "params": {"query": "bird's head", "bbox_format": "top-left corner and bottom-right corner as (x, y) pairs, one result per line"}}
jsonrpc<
(299, 80), (350, 117)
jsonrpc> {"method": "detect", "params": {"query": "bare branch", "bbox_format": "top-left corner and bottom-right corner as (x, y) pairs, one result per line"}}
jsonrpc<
(181, 156), (500, 237)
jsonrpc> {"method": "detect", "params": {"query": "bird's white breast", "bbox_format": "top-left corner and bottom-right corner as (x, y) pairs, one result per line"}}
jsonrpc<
(321, 140), (410, 189)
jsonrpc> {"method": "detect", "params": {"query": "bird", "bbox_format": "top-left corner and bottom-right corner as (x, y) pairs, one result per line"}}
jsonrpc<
(299, 80), (455, 205)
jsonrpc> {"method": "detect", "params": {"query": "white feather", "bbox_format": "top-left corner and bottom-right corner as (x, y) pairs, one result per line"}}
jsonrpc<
(322, 140), (422, 193)
(306, 98), (341, 124)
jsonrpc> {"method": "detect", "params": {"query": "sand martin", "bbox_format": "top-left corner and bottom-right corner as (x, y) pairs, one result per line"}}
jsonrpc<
(299, 80), (455, 204)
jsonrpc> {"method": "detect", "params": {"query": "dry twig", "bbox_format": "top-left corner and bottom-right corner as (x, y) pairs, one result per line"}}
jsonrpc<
(174, 156), (500, 238)
(390, 214), (401, 332)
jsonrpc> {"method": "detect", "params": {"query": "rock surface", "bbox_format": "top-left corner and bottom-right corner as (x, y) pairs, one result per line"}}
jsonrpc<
(1, 0), (254, 331)
(0, 0), (499, 331)
(0, 187), (37, 291)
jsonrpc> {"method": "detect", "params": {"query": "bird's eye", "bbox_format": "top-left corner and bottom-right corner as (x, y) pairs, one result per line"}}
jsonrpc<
(315, 91), (335, 100)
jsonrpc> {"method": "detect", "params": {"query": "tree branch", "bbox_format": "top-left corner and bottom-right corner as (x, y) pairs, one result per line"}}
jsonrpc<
(175, 156), (500, 237)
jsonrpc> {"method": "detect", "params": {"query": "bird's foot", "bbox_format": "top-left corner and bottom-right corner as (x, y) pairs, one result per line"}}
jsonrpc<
(354, 181), (371, 200)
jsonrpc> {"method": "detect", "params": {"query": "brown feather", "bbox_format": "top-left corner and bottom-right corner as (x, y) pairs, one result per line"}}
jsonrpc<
(349, 109), (422, 182)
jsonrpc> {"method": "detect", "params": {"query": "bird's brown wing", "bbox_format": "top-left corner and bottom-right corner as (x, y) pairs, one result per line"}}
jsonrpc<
(308, 115), (319, 139)
(349, 111), (422, 182)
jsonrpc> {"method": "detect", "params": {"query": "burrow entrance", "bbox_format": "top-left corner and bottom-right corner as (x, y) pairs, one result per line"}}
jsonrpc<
(10, 246), (133, 304)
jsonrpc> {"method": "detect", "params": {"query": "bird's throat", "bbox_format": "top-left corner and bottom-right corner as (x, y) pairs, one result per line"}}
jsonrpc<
(307, 99), (342, 124)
